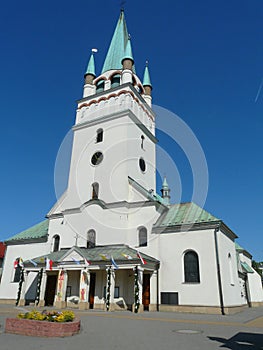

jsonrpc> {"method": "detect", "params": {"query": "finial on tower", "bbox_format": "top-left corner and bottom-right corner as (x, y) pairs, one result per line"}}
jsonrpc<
(120, 0), (126, 12)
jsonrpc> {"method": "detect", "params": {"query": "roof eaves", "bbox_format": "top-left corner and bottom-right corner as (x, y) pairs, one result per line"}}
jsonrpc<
(152, 220), (222, 234)
(5, 236), (48, 246)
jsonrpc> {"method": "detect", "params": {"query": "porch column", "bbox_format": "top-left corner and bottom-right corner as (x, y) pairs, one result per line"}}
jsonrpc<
(38, 270), (47, 307)
(109, 268), (116, 311)
(79, 269), (90, 310)
(138, 267), (144, 312)
(18, 270), (29, 306)
(149, 270), (158, 311)
(105, 268), (116, 311)
(54, 269), (68, 308)
(133, 266), (144, 313)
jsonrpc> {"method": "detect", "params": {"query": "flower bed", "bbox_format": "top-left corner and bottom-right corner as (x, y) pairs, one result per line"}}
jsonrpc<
(5, 310), (80, 337)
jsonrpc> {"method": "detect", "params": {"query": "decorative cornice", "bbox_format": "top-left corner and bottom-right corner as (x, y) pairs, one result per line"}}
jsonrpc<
(77, 83), (154, 118)
(47, 199), (160, 219)
(73, 108), (158, 144)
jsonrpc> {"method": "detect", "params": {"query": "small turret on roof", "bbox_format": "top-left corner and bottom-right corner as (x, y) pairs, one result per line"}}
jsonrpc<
(143, 61), (152, 99)
(161, 176), (170, 205)
(84, 50), (97, 84)
(122, 35), (134, 70)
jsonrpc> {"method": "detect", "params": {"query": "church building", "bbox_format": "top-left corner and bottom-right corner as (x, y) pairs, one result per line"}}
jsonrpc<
(0, 10), (262, 314)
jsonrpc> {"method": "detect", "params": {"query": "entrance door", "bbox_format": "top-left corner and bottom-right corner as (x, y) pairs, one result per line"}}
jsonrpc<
(89, 273), (96, 309)
(142, 274), (150, 311)
(44, 275), (57, 306)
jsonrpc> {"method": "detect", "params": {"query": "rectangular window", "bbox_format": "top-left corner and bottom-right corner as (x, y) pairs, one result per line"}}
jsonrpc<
(161, 292), (179, 305)
(114, 286), (119, 298)
(103, 286), (120, 299)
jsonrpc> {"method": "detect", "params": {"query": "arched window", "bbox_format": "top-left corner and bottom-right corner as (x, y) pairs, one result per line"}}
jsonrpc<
(96, 80), (105, 93)
(96, 129), (103, 143)
(111, 74), (120, 88)
(87, 229), (96, 248)
(53, 235), (60, 252)
(184, 251), (200, 283)
(92, 182), (99, 199)
(138, 227), (147, 247)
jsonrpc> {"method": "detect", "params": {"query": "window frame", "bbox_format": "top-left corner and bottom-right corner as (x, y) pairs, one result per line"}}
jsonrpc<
(91, 182), (99, 199)
(138, 227), (147, 247)
(87, 229), (96, 249)
(183, 250), (200, 283)
(53, 234), (60, 252)
(96, 129), (103, 143)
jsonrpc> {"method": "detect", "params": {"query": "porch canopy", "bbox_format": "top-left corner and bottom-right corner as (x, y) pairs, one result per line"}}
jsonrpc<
(23, 244), (159, 271)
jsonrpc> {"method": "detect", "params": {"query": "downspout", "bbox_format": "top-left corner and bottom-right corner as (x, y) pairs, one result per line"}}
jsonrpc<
(214, 225), (225, 315)
(157, 267), (159, 311)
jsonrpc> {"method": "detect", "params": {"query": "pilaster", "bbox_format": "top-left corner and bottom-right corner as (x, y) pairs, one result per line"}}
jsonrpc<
(79, 269), (90, 310)
(54, 269), (68, 308)
(149, 270), (158, 311)
(38, 270), (47, 307)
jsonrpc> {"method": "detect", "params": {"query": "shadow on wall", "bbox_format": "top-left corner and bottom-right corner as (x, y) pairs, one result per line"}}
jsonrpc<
(208, 332), (263, 349)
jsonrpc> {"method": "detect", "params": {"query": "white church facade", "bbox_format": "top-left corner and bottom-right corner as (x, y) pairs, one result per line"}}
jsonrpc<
(0, 10), (262, 314)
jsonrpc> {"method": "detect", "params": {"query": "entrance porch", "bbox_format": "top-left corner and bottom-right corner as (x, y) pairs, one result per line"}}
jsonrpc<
(20, 245), (159, 312)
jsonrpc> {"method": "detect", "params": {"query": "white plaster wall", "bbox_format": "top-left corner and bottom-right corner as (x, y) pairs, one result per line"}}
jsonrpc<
(247, 270), (263, 302)
(0, 241), (50, 299)
(48, 204), (159, 249)
(141, 229), (220, 306)
(217, 231), (242, 306)
(114, 269), (132, 308)
(67, 270), (80, 297)
(240, 254), (263, 303)
(94, 270), (106, 305)
(56, 113), (156, 212)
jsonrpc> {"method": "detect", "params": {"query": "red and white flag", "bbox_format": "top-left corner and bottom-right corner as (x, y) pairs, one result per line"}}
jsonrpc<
(46, 258), (53, 270)
(137, 251), (147, 265)
(14, 258), (19, 269)
(85, 259), (91, 266)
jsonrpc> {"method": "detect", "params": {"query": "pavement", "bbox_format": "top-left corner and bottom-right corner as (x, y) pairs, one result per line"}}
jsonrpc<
(0, 304), (263, 349)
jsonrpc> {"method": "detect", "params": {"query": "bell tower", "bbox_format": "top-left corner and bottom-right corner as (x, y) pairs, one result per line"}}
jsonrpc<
(62, 10), (157, 209)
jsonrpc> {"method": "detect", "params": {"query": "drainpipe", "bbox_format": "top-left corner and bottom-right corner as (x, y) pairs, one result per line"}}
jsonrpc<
(214, 225), (225, 315)
(157, 268), (159, 312)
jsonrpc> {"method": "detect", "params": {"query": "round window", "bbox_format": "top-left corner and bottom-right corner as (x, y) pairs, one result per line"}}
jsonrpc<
(139, 157), (146, 172)
(91, 151), (103, 165)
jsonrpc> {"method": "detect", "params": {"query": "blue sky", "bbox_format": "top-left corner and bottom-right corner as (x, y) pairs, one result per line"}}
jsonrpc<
(0, 0), (262, 261)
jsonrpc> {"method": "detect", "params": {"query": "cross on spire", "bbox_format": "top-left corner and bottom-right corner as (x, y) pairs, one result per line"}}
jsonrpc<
(120, 0), (126, 11)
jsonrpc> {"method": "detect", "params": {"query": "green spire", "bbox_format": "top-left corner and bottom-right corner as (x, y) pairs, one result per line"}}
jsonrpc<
(122, 36), (134, 63)
(162, 176), (169, 189)
(143, 62), (152, 87)
(85, 52), (96, 77)
(101, 10), (130, 73)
